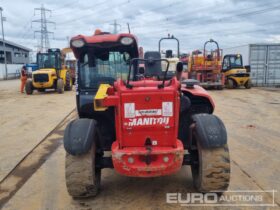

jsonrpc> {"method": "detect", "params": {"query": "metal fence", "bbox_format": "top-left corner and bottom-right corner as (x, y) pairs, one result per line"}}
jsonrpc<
(0, 64), (22, 80)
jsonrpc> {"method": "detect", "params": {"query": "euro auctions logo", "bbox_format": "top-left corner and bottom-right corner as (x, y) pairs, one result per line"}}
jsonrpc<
(166, 190), (277, 207)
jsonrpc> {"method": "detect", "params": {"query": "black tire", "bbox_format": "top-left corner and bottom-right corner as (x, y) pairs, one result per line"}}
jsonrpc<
(217, 85), (223, 90)
(65, 72), (73, 91)
(25, 79), (33, 95)
(191, 140), (230, 193)
(226, 78), (236, 89)
(56, 79), (64, 94)
(244, 79), (252, 89)
(65, 143), (101, 198)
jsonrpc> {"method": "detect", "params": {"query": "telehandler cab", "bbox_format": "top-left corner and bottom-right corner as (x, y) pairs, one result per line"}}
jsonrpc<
(63, 30), (230, 198)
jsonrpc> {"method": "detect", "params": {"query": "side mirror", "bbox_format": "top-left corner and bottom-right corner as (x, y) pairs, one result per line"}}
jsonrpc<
(138, 67), (145, 74)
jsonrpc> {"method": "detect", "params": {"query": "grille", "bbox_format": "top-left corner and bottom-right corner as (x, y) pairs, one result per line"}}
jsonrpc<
(233, 73), (250, 78)
(33, 74), (49, 83)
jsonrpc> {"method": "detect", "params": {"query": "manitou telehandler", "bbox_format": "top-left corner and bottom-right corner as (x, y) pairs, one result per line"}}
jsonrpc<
(63, 30), (230, 198)
(25, 48), (73, 94)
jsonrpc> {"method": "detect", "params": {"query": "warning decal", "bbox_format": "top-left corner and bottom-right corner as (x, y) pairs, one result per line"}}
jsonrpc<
(162, 102), (173, 117)
(124, 103), (135, 118)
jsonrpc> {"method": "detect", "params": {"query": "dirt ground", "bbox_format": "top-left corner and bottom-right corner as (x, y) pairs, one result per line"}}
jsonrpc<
(0, 84), (279, 210)
(0, 80), (75, 181)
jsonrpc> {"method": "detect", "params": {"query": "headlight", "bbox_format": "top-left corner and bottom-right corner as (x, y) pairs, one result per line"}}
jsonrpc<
(120, 37), (134, 45)
(71, 39), (85, 48)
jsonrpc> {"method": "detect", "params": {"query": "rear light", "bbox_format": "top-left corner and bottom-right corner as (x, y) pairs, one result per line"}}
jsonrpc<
(71, 39), (85, 48)
(120, 37), (133, 45)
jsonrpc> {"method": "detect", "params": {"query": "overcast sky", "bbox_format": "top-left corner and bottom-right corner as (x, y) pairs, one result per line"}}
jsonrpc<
(0, 0), (280, 58)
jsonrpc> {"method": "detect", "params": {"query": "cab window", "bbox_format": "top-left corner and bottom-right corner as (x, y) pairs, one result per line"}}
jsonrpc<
(80, 51), (130, 90)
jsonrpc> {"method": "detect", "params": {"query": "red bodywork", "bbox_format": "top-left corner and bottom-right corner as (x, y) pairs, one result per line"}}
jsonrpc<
(101, 78), (184, 177)
(70, 31), (215, 177)
(71, 33), (138, 58)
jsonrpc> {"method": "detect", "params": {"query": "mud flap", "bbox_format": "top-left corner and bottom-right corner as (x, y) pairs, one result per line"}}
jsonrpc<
(192, 114), (227, 148)
(64, 118), (97, 155)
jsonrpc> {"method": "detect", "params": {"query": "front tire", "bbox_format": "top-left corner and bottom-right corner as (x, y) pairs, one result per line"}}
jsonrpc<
(191, 141), (230, 193)
(56, 79), (64, 94)
(65, 143), (101, 198)
(25, 79), (33, 95)
(226, 78), (236, 89)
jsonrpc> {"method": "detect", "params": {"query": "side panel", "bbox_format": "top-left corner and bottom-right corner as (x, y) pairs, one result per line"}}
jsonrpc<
(120, 91), (178, 147)
(181, 86), (214, 112)
(267, 45), (280, 86)
(249, 45), (267, 86)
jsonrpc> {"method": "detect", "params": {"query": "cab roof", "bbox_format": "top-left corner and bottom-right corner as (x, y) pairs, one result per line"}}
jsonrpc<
(71, 33), (137, 44)
(70, 32), (138, 58)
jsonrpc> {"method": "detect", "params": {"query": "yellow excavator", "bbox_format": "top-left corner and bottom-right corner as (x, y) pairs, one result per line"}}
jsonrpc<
(25, 48), (73, 94)
(222, 54), (251, 89)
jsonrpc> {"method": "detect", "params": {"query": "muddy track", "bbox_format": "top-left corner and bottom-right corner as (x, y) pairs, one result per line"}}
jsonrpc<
(0, 110), (77, 208)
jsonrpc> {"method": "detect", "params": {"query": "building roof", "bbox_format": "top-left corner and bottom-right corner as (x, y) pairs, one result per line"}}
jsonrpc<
(0, 39), (32, 52)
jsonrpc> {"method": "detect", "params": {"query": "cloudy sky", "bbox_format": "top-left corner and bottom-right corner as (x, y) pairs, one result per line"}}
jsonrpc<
(0, 0), (280, 59)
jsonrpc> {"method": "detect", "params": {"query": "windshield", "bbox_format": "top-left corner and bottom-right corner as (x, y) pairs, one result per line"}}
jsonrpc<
(80, 51), (130, 90)
(229, 56), (242, 68)
(37, 53), (60, 69)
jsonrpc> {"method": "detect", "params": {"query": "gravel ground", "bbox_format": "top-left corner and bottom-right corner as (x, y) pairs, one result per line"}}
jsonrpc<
(1, 85), (279, 210)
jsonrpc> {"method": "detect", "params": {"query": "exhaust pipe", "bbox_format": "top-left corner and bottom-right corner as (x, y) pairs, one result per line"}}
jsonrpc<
(176, 62), (183, 81)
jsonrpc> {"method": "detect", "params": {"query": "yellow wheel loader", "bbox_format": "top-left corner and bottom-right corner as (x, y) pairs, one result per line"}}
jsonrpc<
(25, 48), (73, 94)
(222, 54), (251, 89)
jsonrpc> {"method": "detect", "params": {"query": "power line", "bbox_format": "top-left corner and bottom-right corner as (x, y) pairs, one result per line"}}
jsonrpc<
(32, 5), (55, 52)
(129, 0), (280, 31)
(110, 20), (121, 34)
(56, 0), (131, 25)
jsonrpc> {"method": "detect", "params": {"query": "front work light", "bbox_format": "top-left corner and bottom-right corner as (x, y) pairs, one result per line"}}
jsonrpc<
(71, 39), (85, 48)
(120, 37), (134, 45)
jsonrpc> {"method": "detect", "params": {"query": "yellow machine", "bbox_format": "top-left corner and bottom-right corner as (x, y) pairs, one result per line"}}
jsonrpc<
(61, 47), (76, 84)
(25, 48), (73, 94)
(159, 35), (180, 74)
(222, 54), (251, 89)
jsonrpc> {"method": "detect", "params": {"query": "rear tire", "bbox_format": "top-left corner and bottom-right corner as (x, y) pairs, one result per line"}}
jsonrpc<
(244, 79), (252, 89)
(65, 143), (101, 198)
(25, 79), (33, 95)
(56, 79), (64, 94)
(65, 72), (72, 91)
(191, 141), (230, 193)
